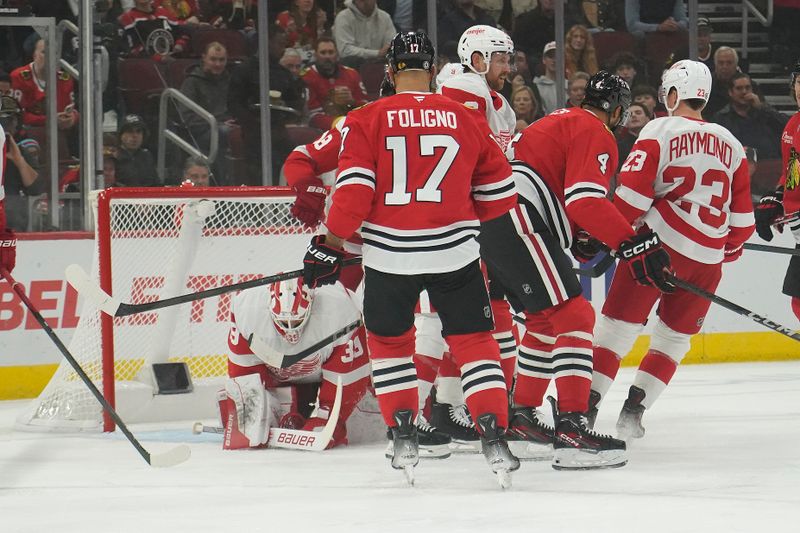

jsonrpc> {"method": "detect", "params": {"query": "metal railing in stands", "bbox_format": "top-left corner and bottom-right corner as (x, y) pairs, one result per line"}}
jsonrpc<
(742, 0), (774, 60)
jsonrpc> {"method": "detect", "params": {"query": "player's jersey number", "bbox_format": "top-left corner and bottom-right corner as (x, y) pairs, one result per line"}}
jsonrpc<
(662, 165), (730, 228)
(384, 134), (460, 205)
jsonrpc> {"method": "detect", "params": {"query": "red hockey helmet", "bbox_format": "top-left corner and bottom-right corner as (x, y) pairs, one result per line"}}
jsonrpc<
(269, 278), (313, 344)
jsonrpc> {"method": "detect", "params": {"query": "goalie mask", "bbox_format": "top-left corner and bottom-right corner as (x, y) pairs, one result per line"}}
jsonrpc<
(270, 278), (313, 344)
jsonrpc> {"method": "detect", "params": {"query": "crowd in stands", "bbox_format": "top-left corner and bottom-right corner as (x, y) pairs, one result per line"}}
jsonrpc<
(1, 0), (799, 231)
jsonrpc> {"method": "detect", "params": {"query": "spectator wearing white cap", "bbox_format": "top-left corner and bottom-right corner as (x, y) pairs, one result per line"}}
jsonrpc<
(533, 41), (566, 115)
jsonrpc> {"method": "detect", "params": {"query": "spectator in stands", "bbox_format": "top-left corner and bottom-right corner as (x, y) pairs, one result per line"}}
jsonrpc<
(712, 72), (788, 161)
(566, 71), (590, 107)
(181, 155), (213, 186)
(565, 24), (599, 76)
(704, 46), (741, 119)
(514, 50), (533, 86)
(208, 0), (257, 31)
(674, 17), (714, 73)
(438, 0), (497, 51)
(0, 95), (43, 231)
(155, 0), (204, 24)
(608, 51), (643, 89)
(280, 48), (303, 78)
(511, 84), (539, 132)
(0, 71), (11, 96)
(275, 0), (328, 51)
(377, 0), (429, 33)
(534, 41), (565, 115)
(102, 146), (117, 188)
(566, 0), (624, 32)
(512, 0), (554, 64)
(625, 0), (687, 37)
(303, 36), (367, 130)
(115, 113), (159, 187)
(473, 0), (537, 28)
(631, 84), (665, 117)
(118, 0), (190, 60)
(333, 0), (396, 68)
(180, 41), (235, 184)
(616, 101), (651, 167)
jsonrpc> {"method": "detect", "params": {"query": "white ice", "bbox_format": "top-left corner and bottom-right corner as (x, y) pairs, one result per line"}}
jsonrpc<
(2, 361), (799, 533)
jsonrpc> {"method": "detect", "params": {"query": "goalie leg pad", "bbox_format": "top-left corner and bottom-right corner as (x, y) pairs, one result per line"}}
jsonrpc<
(219, 374), (281, 449)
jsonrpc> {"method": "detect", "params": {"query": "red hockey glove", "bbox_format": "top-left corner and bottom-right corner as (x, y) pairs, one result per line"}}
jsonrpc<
(723, 243), (744, 263)
(290, 178), (327, 227)
(0, 228), (17, 275)
(303, 235), (344, 288)
(570, 230), (603, 263)
(279, 411), (306, 429)
(618, 230), (675, 293)
(754, 187), (784, 241)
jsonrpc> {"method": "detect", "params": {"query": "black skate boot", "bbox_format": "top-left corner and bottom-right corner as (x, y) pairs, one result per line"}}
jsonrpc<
(475, 413), (520, 489)
(616, 385), (646, 440)
(548, 396), (627, 470)
(430, 401), (480, 452)
(385, 413), (452, 460)
(586, 389), (601, 430)
(506, 406), (554, 461)
(388, 410), (418, 485)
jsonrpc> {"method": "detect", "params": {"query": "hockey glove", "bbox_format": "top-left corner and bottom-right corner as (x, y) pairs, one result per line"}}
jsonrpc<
(0, 228), (17, 275)
(754, 187), (784, 241)
(290, 177), (327, 227)
(723, 243), (744, 263)
(279, 411), (306, 429)
(618, 230), (675, 293)
(303, 235), (344, 288)
(570, 230), (603, 263)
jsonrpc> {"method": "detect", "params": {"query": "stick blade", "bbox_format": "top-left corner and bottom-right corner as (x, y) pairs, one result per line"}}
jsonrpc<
(148, 444), (191, 467)
(65, 264), (121, 316)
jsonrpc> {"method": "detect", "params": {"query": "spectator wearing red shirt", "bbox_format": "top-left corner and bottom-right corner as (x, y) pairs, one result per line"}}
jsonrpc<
(275, 0), (328, 50)
(302, 36), (367, 130)
(118, 0), (190, 60)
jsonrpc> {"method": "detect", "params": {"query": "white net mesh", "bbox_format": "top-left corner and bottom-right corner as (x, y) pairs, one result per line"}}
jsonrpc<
(18, 187), (312, 431)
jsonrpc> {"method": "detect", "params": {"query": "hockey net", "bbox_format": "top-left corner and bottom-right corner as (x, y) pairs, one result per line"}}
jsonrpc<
(17, 186), (313, 432)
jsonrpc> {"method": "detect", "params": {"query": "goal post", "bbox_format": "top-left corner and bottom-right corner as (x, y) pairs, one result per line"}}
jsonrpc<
(17, 186), (314, 432)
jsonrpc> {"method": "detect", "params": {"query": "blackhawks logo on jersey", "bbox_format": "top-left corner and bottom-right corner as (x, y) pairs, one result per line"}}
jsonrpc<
(787, 147), (800, 191)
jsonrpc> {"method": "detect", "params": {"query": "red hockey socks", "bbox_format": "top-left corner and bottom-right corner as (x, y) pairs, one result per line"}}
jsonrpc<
(490, 297), (518, 390)
(368, 330), (418, 427)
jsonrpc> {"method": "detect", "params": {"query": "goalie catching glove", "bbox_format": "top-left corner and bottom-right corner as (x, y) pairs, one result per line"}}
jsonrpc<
(290, 177), (327, 227)
(754, 187), (784, 241)
(617, 229), (675, 293)
(303, 235), (344, 288)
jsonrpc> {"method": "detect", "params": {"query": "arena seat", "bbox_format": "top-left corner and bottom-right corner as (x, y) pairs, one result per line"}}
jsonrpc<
(359, 61), (386, 101)
(166, 58), (200, 88)
(191, 29), (248, 59)
(117, 58), (167, 116)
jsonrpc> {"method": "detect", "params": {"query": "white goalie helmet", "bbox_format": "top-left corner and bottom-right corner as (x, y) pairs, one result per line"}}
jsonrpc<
(458, 25), (514, 75)
(269, 278), (313, 345)
(659, 59), (712, 114)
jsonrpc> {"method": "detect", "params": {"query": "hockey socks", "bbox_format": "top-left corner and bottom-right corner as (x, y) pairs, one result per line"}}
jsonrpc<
(490, 297), (518, 390)
(414, 352), (442, 415)
(793, 297), (800, 323)
(632, 349), (678, 409)
(513, 325), (554, 408)
(369, 331), (419, 427)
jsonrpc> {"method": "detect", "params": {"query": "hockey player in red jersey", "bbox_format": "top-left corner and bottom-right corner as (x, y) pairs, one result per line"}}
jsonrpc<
(589, 60), (755, 440)
(220, 277), (371, 450)
(480, 71), (675, 469)
(754, 59), (800, 323)
(302, 31), (520, 486)
(0, 103), (16, 275)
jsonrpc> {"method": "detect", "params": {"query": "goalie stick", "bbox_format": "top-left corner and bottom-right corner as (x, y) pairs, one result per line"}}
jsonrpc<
(1, 267), (191, 467)
(667, 273), (800, 342)
(65, 257), (363, 317)
(247, 320), (363, 368)
(192, 377), (343, 451)
(743, 243), (800, 256)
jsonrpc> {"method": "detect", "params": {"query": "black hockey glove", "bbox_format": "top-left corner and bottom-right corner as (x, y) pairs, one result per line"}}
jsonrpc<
(570, 230), (603, 263)
(754, 187), (784, 241)
(303, 235), (344, 288)
(617, 230), (675, 293)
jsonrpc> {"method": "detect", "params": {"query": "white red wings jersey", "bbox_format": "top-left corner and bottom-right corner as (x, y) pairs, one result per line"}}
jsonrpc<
(615, 116), (755, 264)
(779, 112), (800, 215)
(10, 64), (76, 127)
(328, 92), (517, 275)
(506, 107), (634, 250)
(229, 282), (365, 384)
(438, 72), (516, 152)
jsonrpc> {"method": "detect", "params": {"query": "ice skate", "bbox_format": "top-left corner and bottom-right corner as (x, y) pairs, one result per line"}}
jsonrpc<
(387, 410), (419, 485)
(616, 386), (646, 441)
(506, 406), (554, 461)
(475, 413), (520, 489)
(430, 401), (481, 453)
(549, 397), (627, 470)
(586, 389), (601, 429)
(385, 413), (451, 460)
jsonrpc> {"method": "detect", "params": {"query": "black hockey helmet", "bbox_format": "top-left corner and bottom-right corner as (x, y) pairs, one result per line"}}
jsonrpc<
(582, 70), (632, 130)
(386, 30), (435, 74)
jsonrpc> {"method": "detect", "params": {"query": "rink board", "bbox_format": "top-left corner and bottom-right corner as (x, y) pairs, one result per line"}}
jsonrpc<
(2, 231), (798, 399)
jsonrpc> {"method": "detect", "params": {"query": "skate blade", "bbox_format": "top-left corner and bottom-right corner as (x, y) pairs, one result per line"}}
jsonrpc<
(508, 440), (554, 461)
(448, 440), (481, 454)
(385, 442), (450, 460)
(551, 448), (628, 470)
(403, 465), (415, 486)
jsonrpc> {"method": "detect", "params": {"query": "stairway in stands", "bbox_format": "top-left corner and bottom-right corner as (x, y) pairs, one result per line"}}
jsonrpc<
(699, 1), (793, 114)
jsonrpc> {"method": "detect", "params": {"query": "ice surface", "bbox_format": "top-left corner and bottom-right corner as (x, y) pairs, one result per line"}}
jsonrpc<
(2, 362), (799, 533)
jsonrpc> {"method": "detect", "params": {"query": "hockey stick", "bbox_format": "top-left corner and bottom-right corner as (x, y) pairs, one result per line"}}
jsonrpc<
(573, 252), (616, 278)
(1, 267), (191, 467)
(192, 376), (343, 451)
(247, 320), (363, 368)
(65, 257), (363, 318)
(743, 243), (800, 256)
(667, 273), (800, 342)
(774, 211), (800, 227)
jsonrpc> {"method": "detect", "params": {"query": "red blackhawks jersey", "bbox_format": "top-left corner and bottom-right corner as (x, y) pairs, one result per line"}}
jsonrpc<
(302, 65), (368, 130)
(118, 7), (189, 58)
(10, 64), (76, 127)
(615, 116), (755, 264)
(506, 107), (635, 250)
(0, 122), (6, 229)
(438, 71), (516, 152)
(328, 91), (517, 275)
(778, 112), (800, 216)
